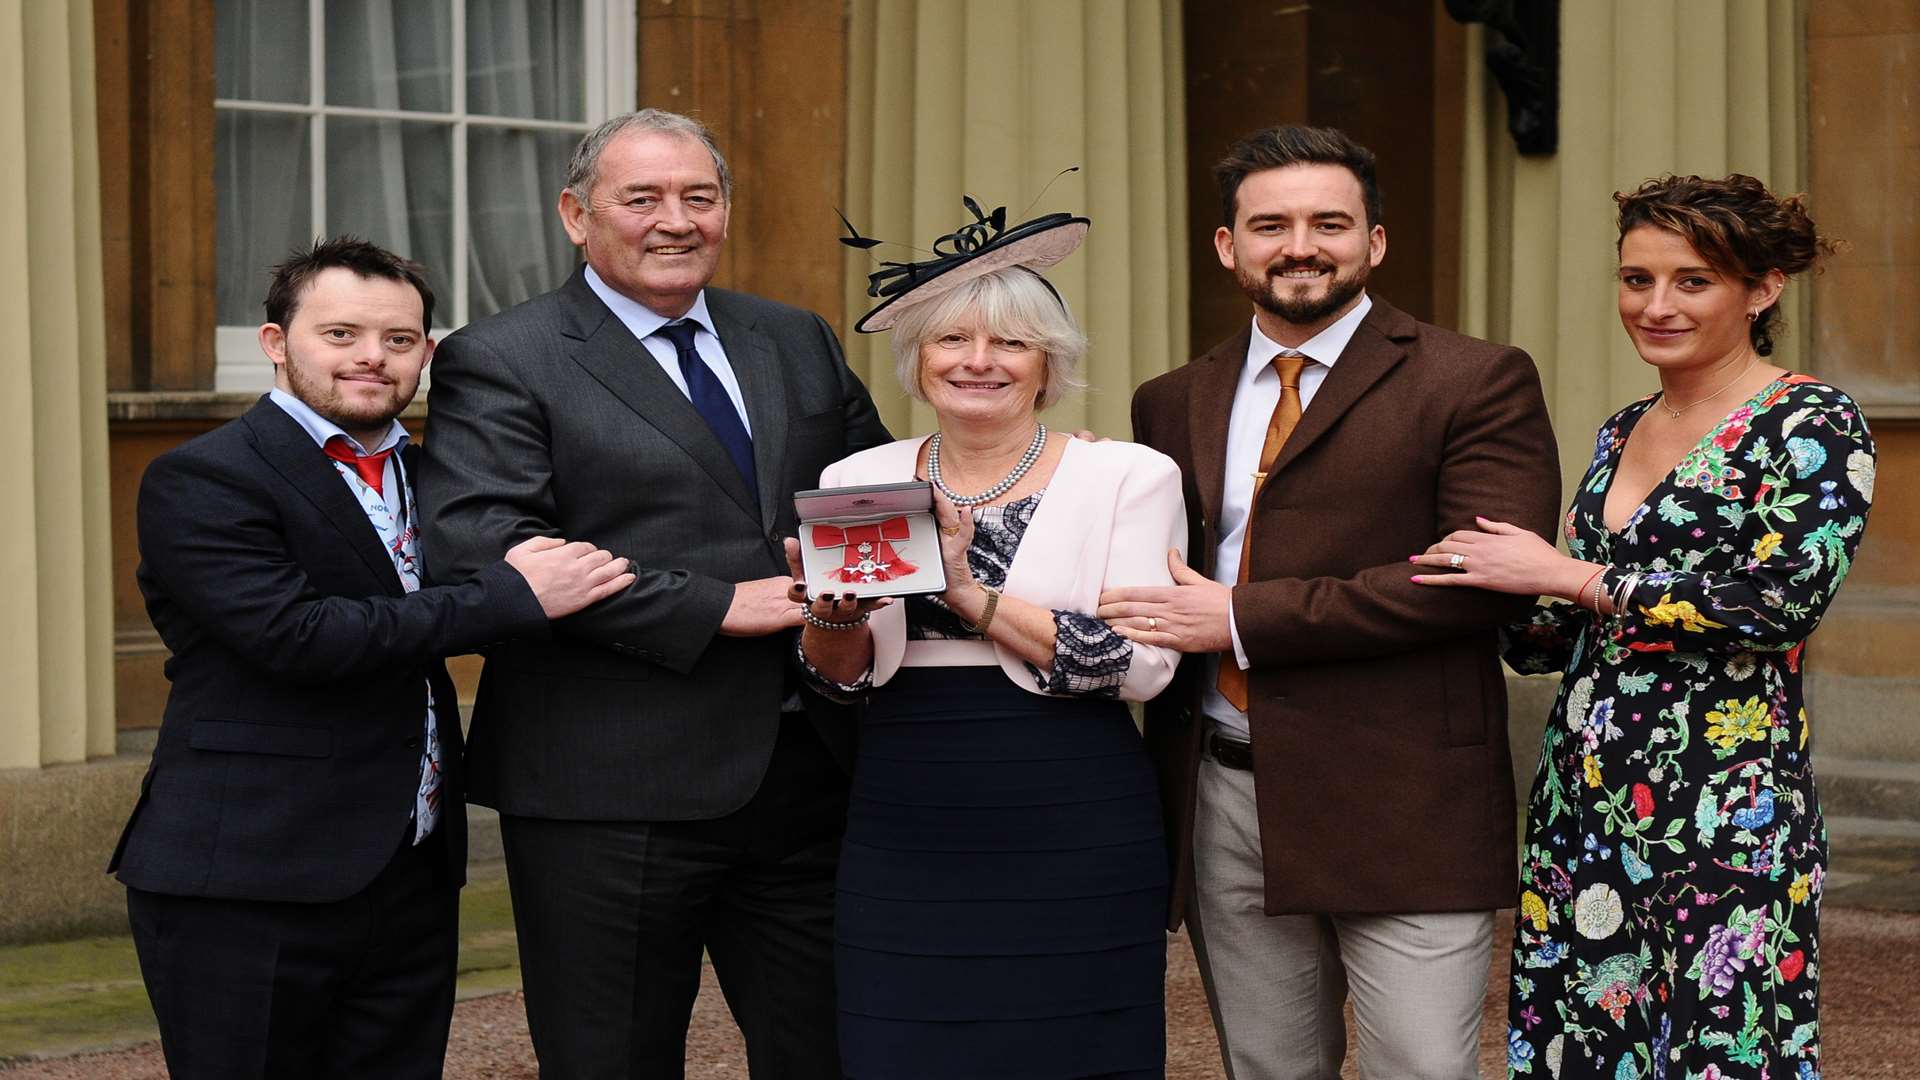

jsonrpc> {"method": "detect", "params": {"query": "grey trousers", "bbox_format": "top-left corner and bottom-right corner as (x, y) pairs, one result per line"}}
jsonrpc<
(1186, 751), (1492, 1080)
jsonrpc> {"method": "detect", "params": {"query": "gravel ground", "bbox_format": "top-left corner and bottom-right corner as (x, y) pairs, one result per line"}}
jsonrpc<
(7, 909), (1915, 1078)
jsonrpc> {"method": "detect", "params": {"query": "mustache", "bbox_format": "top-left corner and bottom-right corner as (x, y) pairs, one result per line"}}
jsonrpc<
(1269, 259), (1336, 276)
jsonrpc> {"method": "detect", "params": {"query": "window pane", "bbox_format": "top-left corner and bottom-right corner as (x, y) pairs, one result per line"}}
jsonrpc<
(326, 0), (453, 113)
(326, 118), (455, 321)
(215, 0), (310, 103)
(217, 111), (312, 324)
(466, 0), (585, 122)
(468, 127), (580, 318)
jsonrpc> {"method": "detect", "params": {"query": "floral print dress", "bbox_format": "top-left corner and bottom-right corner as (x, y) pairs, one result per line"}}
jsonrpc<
(1502, 376), (1875, 1080)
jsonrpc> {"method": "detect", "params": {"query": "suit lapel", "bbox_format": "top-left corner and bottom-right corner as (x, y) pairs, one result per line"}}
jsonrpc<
(1188, 329), (1249, 535)
(1263, 299), (1412, 482)
(241, 398), (404, 595)
(711, 297), (789, 531)
(557, 274), (761, 521)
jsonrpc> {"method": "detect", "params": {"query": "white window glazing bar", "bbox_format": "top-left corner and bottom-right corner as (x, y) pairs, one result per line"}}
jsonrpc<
(603, 0), (638, 119)
(309, 0), (326, 243)
(215, 98), (589, 134)
(451, 0), (469, 327)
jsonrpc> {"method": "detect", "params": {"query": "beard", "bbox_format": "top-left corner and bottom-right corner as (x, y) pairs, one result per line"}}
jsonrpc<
(281, 343), (416, 435)
(1236, 256), (1370, 327)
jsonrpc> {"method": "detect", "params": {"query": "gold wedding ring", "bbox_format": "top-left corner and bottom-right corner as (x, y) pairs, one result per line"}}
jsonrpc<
(1147, 616), (1158, 632)
(940, 524), (961, 537)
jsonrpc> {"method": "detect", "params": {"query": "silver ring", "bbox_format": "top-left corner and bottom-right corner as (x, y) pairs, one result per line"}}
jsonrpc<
(1147, 616), (1158, 632)
(1448, 553), (1465, 570)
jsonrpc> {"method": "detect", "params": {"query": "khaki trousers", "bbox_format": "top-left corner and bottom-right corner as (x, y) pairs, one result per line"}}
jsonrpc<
(1186, 750), (1491, 1080)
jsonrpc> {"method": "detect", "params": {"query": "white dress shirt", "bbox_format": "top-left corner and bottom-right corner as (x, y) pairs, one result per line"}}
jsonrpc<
(584, 264), (753, 435)
(268, 387), (442, 842)
(1205, 294), (1373, 739)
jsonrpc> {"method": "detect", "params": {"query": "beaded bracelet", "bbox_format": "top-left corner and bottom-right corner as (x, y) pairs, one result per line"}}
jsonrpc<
(801, 607), (870, 632)
(1578, 567), (1606, 614)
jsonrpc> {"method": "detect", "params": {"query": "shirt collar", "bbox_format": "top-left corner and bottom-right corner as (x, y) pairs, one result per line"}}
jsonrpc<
(584, 264), (717, 343)
(268, 387), (409, 456)
(1244, 292), (1374, 375)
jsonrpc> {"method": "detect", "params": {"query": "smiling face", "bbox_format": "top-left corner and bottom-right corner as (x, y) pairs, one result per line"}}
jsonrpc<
(1215, 163), (1385, 343)
(917, 319), (1049, 430)
(260, 267), (432, 445)
(1617, 225), (1781, 373)
(558, 129), (729, 318)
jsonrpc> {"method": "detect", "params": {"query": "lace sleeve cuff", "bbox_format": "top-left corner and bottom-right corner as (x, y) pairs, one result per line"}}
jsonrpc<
(1034, 610), (1132, 698)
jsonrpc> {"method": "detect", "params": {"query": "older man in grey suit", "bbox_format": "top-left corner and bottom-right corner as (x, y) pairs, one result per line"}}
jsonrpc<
(419, 109), (889, 1078)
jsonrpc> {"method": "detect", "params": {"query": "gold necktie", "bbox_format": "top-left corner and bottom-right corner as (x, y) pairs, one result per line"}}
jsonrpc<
(1217, 353), (1308, 712)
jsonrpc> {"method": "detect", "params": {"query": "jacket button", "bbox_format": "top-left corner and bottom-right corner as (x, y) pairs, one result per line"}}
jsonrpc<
(404, 736), (421, 749)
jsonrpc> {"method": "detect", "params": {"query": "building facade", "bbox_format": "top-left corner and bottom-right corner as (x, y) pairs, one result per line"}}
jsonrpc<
(2, 0), (1912, 942)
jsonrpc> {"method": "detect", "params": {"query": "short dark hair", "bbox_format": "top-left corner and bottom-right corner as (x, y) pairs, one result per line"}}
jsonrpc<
(1615, 174), (1835, 357)
(263, 236), (436, 331)
(1214, 125), (1383, 230)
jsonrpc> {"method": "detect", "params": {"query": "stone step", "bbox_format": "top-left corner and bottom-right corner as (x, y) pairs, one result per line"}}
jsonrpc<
(1820, 757), (1920, 822)
(1805, 672), (1920, 762)
(1811, 585), (1920, 680)
(1825, 814), (1920, 841)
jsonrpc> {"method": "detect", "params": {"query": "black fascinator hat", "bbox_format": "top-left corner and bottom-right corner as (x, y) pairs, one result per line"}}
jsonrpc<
(843, 192), (1089, 334)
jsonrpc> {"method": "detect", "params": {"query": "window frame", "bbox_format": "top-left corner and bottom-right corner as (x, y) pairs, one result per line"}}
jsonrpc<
(212, 0), (634, 390)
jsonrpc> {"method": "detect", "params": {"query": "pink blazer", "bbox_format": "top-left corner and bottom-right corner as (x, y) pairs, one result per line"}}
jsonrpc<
(818, 435), (1188, 702)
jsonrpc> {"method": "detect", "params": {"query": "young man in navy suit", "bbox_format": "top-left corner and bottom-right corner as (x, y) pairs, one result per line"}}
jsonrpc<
(111, 238), (634, 1078)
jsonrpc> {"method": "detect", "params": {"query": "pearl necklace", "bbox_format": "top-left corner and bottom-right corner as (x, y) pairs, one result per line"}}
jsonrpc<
(927, 424), (1048, 507)
(1659, 355), (1758, 419)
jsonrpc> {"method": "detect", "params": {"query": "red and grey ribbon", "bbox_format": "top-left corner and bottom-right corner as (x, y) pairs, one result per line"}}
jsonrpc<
(812, 517), (918, 583)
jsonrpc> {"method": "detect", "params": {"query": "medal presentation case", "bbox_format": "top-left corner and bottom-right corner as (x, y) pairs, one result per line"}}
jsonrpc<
(793, 481), (950, 600)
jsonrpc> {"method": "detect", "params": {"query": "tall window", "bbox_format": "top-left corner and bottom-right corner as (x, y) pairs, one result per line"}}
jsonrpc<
(213, 0), (634, 388)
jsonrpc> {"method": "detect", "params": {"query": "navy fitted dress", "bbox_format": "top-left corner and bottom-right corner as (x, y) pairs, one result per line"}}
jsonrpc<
(805, 492), (1168, 1080)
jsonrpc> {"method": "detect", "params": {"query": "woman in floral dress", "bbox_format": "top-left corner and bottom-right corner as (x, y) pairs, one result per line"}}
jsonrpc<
(1410, 174), (1873, 1079)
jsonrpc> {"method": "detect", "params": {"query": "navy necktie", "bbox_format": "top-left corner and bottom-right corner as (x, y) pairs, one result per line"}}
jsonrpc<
(655, 320), (758, 503)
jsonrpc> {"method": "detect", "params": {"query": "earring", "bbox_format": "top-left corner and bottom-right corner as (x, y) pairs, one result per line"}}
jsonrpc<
(1746, 311), (1758, 323)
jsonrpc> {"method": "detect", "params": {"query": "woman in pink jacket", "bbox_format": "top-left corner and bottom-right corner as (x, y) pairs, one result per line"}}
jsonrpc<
(794, 204), (1185, 1079)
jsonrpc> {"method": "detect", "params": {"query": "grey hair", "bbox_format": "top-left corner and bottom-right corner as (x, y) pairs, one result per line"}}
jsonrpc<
(566, 109), (734, 205)
(888, 267), (1088, 411)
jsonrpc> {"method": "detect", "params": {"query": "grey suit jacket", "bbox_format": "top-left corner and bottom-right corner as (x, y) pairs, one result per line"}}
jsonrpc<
(418, 268), (891, 821)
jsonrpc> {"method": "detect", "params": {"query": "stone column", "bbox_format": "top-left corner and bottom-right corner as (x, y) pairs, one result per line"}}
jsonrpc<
(843, 0), (1189, 437)
(1458, 0), (1805, 502)
(0, 0), (115, 768)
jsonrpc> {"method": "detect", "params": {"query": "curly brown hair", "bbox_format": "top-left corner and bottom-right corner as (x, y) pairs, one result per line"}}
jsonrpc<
(1614, 174), (1836, 357)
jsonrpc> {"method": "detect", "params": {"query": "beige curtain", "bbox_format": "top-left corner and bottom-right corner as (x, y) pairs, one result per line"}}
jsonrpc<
(1459, 0), (1804, 502)
(843, 0), (1187, 439)
(0, 0), (114, 767)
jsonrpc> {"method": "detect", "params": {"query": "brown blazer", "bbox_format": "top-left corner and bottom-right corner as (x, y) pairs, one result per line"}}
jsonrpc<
(1131, 297), (1560, 924)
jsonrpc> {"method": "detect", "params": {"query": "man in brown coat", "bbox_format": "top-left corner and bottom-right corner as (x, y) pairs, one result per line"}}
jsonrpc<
(1098, 126), (1560, 1079)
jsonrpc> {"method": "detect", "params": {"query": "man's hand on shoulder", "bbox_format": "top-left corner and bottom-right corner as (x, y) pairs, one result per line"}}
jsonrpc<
(720, 574), (806, 636)
(505, 537), (635, 619)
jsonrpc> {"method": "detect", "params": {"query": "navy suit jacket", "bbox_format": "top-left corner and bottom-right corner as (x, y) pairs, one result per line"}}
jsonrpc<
(111, 398), (548, 901)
